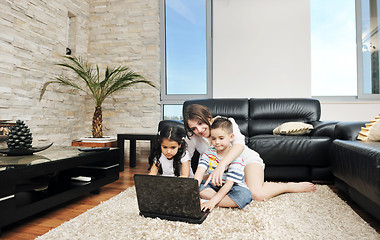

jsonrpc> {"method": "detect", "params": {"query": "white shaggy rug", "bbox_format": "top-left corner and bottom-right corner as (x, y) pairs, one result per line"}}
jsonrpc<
(36, 185), (379, 240)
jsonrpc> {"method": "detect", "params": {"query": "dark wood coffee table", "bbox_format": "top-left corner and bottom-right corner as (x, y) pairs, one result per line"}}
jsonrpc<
(0, 146), (119, 233)
(117, 134), (156, 170)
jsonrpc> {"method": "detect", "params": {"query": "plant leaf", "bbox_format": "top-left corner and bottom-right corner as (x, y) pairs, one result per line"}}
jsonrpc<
(39, 55), (156, 107)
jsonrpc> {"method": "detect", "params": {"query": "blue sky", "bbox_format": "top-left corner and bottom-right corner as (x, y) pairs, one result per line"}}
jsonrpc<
(165, 0), (207, 95)
(310, 0), (357, 96)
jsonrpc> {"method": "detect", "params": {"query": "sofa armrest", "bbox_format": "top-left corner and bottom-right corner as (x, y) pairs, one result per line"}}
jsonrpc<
(333, 121), (366, 140)
(310, 121), (338, 138)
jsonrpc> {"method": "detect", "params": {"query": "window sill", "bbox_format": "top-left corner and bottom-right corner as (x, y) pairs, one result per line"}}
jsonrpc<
(314, 96), (380, 104)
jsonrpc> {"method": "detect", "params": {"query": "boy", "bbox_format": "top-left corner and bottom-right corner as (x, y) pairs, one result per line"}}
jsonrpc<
(194, 117), (252, 212)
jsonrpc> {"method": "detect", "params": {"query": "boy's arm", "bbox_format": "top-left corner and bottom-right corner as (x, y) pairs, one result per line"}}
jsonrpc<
(148, 164), (159, 175)
(179, 160), (190, 177)
(194, 151), (211, 185)
(201, 180), (234, 212)
(194, 166), (207, 186)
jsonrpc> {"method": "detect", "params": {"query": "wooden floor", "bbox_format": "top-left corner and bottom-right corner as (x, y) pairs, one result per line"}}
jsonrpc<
(1, 161), (379, 239)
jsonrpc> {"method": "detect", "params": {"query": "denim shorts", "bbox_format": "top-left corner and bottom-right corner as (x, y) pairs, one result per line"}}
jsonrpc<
(199, 180), (252, 209)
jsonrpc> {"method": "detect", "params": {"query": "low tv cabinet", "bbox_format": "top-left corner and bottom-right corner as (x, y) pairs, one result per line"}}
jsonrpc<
(0, 146), (119, 233)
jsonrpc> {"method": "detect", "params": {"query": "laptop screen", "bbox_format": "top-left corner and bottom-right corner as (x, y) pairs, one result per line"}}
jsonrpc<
(134, 174), (204, 219)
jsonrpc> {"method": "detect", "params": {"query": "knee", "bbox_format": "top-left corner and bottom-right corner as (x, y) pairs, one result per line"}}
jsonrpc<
(250, 190), (267, 201)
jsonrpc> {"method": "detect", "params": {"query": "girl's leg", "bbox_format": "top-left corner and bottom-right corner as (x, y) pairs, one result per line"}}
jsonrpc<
(245, 163), (317, 201)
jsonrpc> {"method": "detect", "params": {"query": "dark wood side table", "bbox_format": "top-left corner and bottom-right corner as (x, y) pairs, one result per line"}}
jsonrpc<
(0, 146), (119, 233)
(117, 134), (156, 171)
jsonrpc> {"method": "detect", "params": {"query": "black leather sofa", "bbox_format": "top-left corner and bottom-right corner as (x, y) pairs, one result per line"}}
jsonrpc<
(182, 98), (338, 182)
(332, 122), (380, 221)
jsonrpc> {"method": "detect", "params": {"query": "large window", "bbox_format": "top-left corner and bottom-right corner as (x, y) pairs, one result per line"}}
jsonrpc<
(310, 0), (357, 96)
(311, 0), (380, 99)
(160, 0), (212, 120)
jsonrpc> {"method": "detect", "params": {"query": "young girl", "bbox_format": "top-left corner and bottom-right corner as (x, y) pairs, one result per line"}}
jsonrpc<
(148, 125), (193, 177)
(183, 104), (316, 201)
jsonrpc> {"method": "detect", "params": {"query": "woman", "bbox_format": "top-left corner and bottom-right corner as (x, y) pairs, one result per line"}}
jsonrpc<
(183, 104), (316, 201)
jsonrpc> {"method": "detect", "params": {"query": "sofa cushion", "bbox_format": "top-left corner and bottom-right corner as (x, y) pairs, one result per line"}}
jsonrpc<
(247, 135), (331, 167)
(264, 166), (310, 181)
(357, 115), (380, 142)
(273, 122), (314, 135)
(369, 120), (380, 141)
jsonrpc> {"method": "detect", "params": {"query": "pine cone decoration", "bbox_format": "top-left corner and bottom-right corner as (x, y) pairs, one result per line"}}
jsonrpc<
(7, 120), (33, 150)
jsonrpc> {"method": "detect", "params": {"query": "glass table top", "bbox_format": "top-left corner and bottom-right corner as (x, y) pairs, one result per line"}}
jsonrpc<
(0, 146), (105, 168)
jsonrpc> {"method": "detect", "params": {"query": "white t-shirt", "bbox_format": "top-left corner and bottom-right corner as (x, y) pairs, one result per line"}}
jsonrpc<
(154, 151), (194, 177)
(185, 117), (265, 168)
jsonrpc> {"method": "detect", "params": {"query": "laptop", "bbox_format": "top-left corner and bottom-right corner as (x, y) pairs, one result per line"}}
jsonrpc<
(134, 174), (209, 224)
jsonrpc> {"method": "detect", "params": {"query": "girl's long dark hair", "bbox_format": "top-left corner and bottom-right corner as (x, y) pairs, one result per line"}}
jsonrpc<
(148, 125), (187, 177)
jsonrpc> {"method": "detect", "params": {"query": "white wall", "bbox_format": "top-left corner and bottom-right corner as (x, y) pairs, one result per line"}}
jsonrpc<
(320, 101), (380, 121)
(212, 0), (380, 122)
(213, 0), (311, 98)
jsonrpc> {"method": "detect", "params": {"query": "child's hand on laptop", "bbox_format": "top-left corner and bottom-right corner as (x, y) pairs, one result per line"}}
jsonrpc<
(201, 199), (217, 212)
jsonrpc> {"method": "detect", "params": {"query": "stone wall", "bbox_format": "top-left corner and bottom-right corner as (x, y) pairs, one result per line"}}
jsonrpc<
(87, 0), (160, 137)
(0, 0), (161, 149)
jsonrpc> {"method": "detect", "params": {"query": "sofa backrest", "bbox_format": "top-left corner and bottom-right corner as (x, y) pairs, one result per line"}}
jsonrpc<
(183, 98), (249, 136)
(183, 98), (321, 137)
(249, 98), (321, 135)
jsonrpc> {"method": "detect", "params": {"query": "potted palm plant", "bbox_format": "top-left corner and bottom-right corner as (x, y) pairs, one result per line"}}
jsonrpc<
(39, 56), (156, 138)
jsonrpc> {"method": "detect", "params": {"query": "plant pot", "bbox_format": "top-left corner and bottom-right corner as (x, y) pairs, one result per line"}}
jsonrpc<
(79, 136), (116, 143)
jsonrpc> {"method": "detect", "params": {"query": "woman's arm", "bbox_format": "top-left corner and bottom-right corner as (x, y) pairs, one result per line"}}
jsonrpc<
(148, 164), (159, 175)
(179, 161), (191, 177)
(204, 144), (244, 186)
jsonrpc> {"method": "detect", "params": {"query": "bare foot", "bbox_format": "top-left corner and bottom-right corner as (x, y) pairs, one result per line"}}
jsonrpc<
(287, 182), (316, 193)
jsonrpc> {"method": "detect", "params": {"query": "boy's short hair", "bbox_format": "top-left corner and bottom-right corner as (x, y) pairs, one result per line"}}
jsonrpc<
(211, 117), (233, 134)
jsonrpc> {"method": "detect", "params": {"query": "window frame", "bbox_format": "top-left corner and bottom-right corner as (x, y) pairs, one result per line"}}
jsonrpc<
(311, 0), (380, 100)
(159, 0), (213, 119)
(356, 0), (380, 100)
